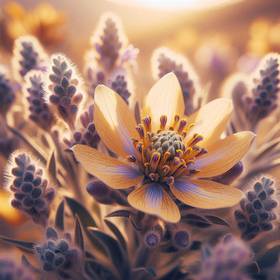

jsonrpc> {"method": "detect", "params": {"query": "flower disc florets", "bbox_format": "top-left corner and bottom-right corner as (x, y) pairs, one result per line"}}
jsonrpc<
(151, 130), (185, 158)
(132, 115), (206, 185)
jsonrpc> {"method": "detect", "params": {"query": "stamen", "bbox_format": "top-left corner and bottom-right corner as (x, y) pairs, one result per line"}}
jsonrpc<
(160, 115), (167, 130)
(171, 115), (180, 129)
(150, 152), (161, 172)
(136, 143), (142, 153)
(188, 133), (203, 146)
(143, 116), (152, 132)
(136, 125), (145, 138)
(132, 114), (207, 184)
(175, 149), (184, 158)
(161, 165), (170, 176)
(178, 119), (187, 134)
(169, 158), (185, 175)
(127, 155), (136, 162)
(195, 148), (208, 157)
(160, 152), (171, 167)
(174, 165), (190, 177)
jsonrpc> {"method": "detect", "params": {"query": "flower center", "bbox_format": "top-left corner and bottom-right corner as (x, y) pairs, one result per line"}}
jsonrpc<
(150, 130), (185, 159)
(130, 115), (207, 185)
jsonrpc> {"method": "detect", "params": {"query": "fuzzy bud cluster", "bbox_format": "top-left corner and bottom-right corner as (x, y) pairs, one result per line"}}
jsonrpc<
(35, 227), (83, 279)
(85, 14), (137, 103)
(24, 71), (54, 131)
(12, 36), (47, 80)
(64, 105), (100, 149)
(7, 152), (55, 225)
(235, 177), (278, 240)
(46, 54), (84, 129)
(95, 16), (122, 71)
(246, 54), (280, 126)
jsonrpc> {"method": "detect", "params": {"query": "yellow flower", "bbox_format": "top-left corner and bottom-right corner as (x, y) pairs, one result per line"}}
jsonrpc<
(73, 73), (255, 223)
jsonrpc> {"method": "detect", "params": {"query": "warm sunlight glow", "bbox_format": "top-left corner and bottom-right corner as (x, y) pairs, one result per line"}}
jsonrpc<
(111, 0), (240, 10)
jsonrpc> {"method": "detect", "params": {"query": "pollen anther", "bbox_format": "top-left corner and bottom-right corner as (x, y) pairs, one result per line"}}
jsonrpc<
(133, 115), (207, 184)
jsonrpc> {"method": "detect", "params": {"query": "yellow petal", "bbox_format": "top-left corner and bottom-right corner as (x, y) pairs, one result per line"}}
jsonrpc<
(193, 131), (255, 178)
(186, 98), (233, 147)
(170, 178), (243, 209)
(127, 183), (180, 223)
(142, 73), (185, 130)
(72, 145), (143, 189)
(94, 85), (138, 157)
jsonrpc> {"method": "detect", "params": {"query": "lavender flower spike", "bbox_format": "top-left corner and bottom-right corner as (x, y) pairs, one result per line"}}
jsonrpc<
(247, 53), (280, 127)
(64, 104), (100, 149)
(6, 151), (55, 225)
(235, 176), (278, 240)
(12, 35), (48, 81)
(92, 13), (124, 71)
(24, 71), (54, 131)
(46, 54), (85, 129)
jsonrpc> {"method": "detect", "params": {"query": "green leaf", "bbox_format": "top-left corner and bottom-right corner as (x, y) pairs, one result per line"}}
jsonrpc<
(182, 214), (211, 228)
(257, 245), (280, 269)
(65, 196), (97, 228)
(104, 220), (127, 251)
(205, 215), (230, 227)
(65, 197), (106, 256)
(0, 236), (35, 252)
(74, 215), (84, 251)
(55, 200), (65, 230)
(47, 151), (61, 187)
(88, 227), (130, 279)
(106, 209), (131, 218)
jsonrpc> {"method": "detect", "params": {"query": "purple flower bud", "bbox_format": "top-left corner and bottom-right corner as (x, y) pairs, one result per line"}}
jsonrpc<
(144, 228), (162, 248)
(109, 74), (131, 104)
(35, 227), (83, 279)
(12, 36), (47, 81)
(92, 14), (123, 71)
(64, 105), (100, 149)
(247, 53), (280, 127)
(172, 229), (190, 249)
(46, 54), (84, 129)
(24, 71), (54, 131)
(235, 177), (278, 240)
(7, 152), (55, 225)
(86, 179), (114, 204)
